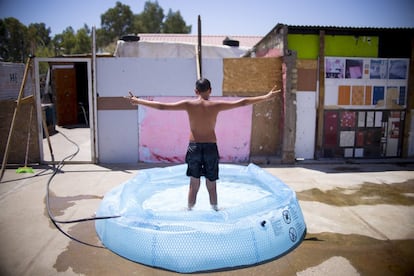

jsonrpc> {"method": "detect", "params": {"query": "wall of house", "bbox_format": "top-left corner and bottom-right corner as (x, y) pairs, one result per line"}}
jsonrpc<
(0, 62), (39, 164)
(246, 26), (295, 162)
(0, 100), (40, 164)
(295, 92), (316, 159)
(323, 57), (409, 158)
(222, 57), (283, 158)
(289, 31), (413, 158)
(0, 62), (33, 100)
(96, 57), (254, 163)
(138, 97), (252, 163)
(325, 35), (379, 57)
(288, 34), (379, 59)
(287, 34), (319, 59)
(289, 34), (380, 159)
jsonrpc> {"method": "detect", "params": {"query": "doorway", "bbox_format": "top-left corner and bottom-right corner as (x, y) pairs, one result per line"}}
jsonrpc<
(34, 57), (95, 163)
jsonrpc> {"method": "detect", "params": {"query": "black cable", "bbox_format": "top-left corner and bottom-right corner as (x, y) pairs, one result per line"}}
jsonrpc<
(46, 129), (120, 248)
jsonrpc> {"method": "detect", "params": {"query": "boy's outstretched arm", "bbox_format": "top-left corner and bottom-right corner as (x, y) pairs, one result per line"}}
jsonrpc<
(217, 85), (281, 110)
(125, 91), (188, 110)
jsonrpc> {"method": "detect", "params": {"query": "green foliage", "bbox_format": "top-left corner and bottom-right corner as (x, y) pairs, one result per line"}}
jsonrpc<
(0, 1), (191, 61)
(54, 27), (76, 55)
(135, 1), (165, 33)
(28, 23), (51, 48)
(73, 26), (92, 54)
(163, 9), (191, 33)
(99, 1), (135, 46)
(53, 25), (91, 55)
(0, 18), (28, 62)
(0, 18), (55, 62)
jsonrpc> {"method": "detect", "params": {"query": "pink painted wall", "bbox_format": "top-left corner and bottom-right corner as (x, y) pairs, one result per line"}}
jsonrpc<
(138, 97), (253, 163)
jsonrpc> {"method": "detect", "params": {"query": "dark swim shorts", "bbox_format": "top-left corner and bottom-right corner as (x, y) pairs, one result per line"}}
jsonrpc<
(185, 142), (219, 181)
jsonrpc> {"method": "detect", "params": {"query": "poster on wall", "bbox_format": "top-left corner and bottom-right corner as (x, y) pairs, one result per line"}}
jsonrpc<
(370, 59), (388, 79)
(323, 109), (404, 158)
(323, 56), (408, 159)
(373, 86), (385, 105)
(388, 59), (408, 79)
(399, 87), (406, 105)
(325, 58), (344, 78)
(345, 59), (363, 79)
(325, 57), (409, 108)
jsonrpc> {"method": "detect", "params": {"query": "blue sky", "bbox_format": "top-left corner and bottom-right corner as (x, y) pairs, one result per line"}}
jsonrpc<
(1, 0), (413, 36)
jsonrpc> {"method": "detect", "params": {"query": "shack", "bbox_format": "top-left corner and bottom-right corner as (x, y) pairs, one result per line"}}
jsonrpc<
(2, 24), (413, 167)
(96, 35), (283, 163)
(248, 24), (414, 159)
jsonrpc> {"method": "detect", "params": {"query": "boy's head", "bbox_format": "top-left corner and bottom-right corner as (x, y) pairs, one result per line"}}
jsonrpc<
(195, 78), (211, 93)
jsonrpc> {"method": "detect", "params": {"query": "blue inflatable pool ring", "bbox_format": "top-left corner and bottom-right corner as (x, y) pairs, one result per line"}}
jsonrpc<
(95, 163), (306, 273)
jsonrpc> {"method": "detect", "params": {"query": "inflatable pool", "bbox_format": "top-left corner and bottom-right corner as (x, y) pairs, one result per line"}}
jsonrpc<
(95, 163), (306, 273)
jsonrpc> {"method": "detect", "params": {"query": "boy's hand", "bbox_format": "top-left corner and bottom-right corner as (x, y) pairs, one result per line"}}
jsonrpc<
(125, 91), (138, 105)
(266, 85), (281, 99)
(128, 91), (135, 98)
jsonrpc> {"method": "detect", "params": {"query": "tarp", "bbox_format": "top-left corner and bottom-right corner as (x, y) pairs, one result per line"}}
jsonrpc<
(114, 41), (249, 58)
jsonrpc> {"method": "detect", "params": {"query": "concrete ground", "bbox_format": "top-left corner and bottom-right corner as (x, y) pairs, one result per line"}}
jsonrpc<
(0, 161), (413, 275)
(42, 125), (92, 162)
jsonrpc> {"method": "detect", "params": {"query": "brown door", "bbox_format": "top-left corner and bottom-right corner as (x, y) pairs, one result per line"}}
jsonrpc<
(53, 68), (77, 126)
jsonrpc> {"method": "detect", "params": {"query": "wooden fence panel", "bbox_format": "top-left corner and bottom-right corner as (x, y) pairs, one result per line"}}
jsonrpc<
(223, 57), (283, 158)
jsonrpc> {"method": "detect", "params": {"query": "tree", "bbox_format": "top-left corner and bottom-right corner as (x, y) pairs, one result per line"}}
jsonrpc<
(73, 24), (92, 54)
(0, 18), (56, 62)
(0, 19), (7, 61)
(53, 27), (76, 55)
(0, 1), (192, 58)
(27, 23), (51, 47)
(134, 1), (164, 33)
(99, 1), (134, 47)
(163, 9), (191, 33)
(95, 1), (191, 50)
(0, 18), (28, 62)
(27, 23), (52, 55)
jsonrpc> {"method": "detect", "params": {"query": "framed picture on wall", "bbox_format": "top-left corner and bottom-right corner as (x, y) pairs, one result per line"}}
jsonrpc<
(325, 57), (408, 108)
(388, 59), (408, 79)
(326, 58), (345, 78)
(345, 59), (363, 79)
(399, 86), (407, 105)
(373, 86), (385, 105)
(370, 59), (388, 79)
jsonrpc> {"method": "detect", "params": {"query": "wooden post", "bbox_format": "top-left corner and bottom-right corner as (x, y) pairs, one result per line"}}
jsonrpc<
(402, 36), (414, 157)
(282, 51), (297, 163)
(315, 30), (325, 159)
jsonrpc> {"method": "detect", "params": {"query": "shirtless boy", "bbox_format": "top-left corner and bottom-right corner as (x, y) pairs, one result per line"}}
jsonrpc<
(127, 78), (280, 211)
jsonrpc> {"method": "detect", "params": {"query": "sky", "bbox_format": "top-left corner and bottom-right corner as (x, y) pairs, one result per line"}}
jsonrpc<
(1, 0), (413, 37)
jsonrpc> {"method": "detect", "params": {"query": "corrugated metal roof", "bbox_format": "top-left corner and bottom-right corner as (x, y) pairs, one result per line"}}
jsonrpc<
(137, 34), (263, 48)
(287, 25), (414, 35)
(288, 24), (414, 30)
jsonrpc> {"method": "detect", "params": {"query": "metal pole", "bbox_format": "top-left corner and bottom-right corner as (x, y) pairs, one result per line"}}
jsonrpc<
(197, 15), (202, 79)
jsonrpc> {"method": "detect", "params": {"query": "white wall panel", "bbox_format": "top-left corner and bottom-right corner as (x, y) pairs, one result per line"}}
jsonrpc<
(97, 58), (196, 97)
(96, 57), (225, 163)
(97, 58), (224, 97)
(202, 59), (224, 96)
(98, 110), (138, 163)
(295, 92), (316, 159)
